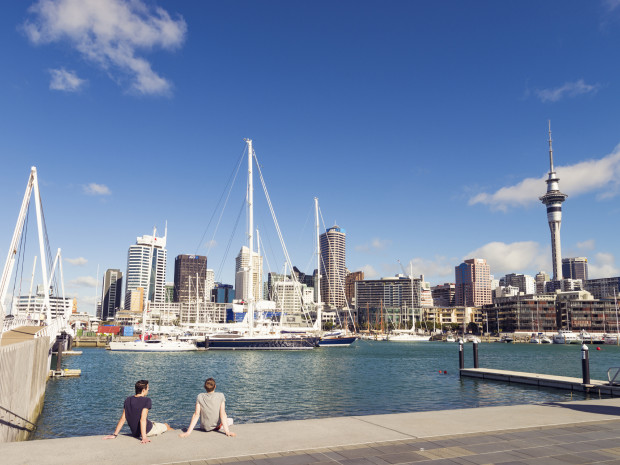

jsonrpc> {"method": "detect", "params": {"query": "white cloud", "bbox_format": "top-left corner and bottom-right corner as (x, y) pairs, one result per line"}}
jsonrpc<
(355, 238), (391, 252)
(405, 256), (454, 281)
(360, 264), (379, 279)
(464, 241), (548, 277)
(604, 0), (620, 12)
(65, 256), (87, 265)
(205, 239), (218, 249)
(49, 67), (86, 91)
(469, 145), (620, 211)
(588, 252), (620, 279)
(576, 239), (596, 251)
(536, 79), (600, 103)
(83, 183), (111, 195)
(24, 0), (187, 95)
(69, 276), (98, 287)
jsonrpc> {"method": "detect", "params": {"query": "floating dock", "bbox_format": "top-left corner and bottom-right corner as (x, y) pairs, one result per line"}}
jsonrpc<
(48, 369), (81, 378)
(460, 367), (620, 395)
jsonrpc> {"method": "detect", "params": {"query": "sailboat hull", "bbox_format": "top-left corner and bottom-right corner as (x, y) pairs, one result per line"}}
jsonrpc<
(318, 336), (358, 347)
(205, 335), (319, 350)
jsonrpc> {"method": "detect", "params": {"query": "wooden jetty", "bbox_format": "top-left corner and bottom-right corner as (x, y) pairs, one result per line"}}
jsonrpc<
(460, 367), (620, 395)
(48, 369), (81, 378)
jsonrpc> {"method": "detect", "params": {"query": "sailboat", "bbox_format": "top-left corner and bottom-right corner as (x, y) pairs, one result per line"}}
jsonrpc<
(204, 140), (318, 350)
(109, 227), (197, 352)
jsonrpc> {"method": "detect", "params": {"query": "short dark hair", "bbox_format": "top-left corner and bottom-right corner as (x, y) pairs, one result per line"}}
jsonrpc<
(204, 378), (216, 392)
(135, 380), (149, 394)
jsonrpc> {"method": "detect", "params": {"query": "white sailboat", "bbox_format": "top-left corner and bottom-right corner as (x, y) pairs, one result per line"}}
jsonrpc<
(204, 140), (317, 350)
(109, 227), (197, 352)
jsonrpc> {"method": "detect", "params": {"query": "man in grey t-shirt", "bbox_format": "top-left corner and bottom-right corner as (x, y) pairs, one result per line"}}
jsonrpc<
(179, 377), (235, 437)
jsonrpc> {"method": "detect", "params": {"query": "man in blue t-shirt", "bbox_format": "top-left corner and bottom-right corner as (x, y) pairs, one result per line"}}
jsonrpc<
(103, 380), (171, 443)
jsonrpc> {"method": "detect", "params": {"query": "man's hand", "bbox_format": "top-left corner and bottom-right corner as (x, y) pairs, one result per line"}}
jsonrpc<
(179, 431), (191, 438)
(225, 431), (236, 437)
(141, 437), (151, 444)
(102, 435), (117, 440)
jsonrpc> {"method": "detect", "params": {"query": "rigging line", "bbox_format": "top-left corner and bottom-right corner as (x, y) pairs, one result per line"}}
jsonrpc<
(253, 152), (308, 317)
(10, 204), (30, 315)
(195, 145), (246, 255)
(215, 198), (245, 284)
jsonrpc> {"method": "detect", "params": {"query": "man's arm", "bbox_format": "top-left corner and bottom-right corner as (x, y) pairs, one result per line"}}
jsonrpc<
(140, 407), (151, 444)
(103, 409), (126, 440)
(219, 401), (236, 437)
(179, 402), (201, 438)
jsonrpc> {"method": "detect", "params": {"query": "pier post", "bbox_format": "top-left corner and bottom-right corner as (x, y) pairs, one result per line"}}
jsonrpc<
(581, 344), (590, 385)
(473, 340), (479, 368)
(56, 342), (63, 372)
(459, 340), (464, 371)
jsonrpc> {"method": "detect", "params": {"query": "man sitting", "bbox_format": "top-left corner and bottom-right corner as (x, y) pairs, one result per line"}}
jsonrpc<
(179, 377), (236, 437)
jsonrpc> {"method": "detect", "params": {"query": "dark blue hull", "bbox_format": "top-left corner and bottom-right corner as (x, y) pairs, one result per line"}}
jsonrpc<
(205, 336), (319, 350)
(318, 336), (358, 347)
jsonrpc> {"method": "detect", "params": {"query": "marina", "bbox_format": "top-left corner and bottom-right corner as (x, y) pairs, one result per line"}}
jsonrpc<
(31, 340), (620, 440)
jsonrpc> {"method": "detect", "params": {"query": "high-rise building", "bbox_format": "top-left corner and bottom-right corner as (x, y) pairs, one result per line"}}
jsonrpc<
(212, 283), (235, 303)
(124, 229), (167, 311)
(345, 271), (364, 307)
(584, 277), (620, 300)
(205, 269), (215, 301)
(101, 269), (122, 321)
(455, 258), (492, 307)
(562, 257), (588, 281)
(432, 283), (456, 307)
(355, 276), (422, 327)
(320, 225), (346, 309)
(539, 122), (568, 281)
(502, 273), (535, 295)
(174, 254), (208, 303)
(235, 246), (263, 301)
(535, 271), (550, 294)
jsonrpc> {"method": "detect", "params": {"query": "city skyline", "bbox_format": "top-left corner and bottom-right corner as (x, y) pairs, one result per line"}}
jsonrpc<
(1, 1), (620, 314)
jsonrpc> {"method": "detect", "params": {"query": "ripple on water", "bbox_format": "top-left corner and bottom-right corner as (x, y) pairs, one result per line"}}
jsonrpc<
(31, 341), (618, 439)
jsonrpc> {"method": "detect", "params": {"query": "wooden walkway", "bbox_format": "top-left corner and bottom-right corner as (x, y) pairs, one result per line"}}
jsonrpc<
(460, 367), (620, 395)
(0, 326), (41, 347)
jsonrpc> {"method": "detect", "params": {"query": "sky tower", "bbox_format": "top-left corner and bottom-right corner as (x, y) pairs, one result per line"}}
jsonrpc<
(539, 122), (568, 281)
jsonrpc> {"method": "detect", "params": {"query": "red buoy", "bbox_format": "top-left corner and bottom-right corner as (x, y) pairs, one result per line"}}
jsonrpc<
(597, 347), (601, 351)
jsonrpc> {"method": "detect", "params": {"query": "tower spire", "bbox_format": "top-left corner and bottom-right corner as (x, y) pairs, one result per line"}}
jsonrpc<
(548, 120), (554, 173)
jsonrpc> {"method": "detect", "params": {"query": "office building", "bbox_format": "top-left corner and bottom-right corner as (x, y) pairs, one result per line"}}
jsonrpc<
(562, 257), (588, 281)
(539, 123), (568, 280)
(205, 269), (215, 301)
(535, 271), (550, 294)
(235, 246), (263, 302)
(101, 269), (122, 321)
(584, 277), (620, 300)
(320, 225), (347, 309)
(212, 283), (235, 303)
(432, 283), (455, 307)
(174, 254), (208, 303)
(455, 258), (492, 307)
(345, 271), (364, 307)
(502, 273), (535, 295)
(124, 229), (167, 311)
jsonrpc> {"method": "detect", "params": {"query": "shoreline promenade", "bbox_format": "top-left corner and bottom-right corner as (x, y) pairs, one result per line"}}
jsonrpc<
(3, 398), (620, 465)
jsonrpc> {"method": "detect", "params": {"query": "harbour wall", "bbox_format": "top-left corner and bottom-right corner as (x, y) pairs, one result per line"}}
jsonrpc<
(0, 338), (49, 442)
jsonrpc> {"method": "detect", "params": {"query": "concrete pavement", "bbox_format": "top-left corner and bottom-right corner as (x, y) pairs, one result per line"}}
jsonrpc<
(3, 398), (620, 465)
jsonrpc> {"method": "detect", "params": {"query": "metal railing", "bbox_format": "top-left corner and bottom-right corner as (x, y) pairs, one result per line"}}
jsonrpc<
(0, 404), (37, 433)
(607, 367), (620, 385)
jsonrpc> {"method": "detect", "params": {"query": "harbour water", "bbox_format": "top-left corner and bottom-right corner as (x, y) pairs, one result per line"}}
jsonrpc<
(32, 340), (620, 439)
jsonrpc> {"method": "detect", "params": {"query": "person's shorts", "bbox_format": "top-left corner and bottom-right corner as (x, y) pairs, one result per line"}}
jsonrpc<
(147, 422), (168, 436)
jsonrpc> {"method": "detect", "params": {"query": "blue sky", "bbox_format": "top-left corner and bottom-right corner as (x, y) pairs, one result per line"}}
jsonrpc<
(1, 0), (620, 314)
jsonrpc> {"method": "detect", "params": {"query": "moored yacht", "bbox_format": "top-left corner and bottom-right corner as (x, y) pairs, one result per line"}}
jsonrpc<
(552, 329), (581, 344)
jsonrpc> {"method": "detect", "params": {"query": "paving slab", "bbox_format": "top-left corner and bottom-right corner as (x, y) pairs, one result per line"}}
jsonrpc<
(2, 398), (620, 465)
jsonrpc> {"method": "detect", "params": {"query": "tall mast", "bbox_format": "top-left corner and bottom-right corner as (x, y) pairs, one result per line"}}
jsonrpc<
(245, 139), (254, 336)
(314, 197), (321, 330)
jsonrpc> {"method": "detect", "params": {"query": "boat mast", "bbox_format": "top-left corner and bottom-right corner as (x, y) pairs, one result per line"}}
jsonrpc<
(314, 197), (321, 331)
(245, 139), (255, 337)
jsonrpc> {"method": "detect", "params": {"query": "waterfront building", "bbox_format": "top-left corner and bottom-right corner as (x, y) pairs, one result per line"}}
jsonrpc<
(584, 277), (620, 300)
(431, 283), (455, 307)
(124, 230), (167, 310)
(174, 254), (208, 303)
(271, 279), (305, 314)
(320, 225), (347, 309)
(493, 285), (520, 299)
(11, 286), (72, 322)
(235, 246), (263, 301)
(165, 282), (174, 303)
(482, 290), (620, 334)
(421, 306), (481, 330)
(539, 123), (568, 281)
(562, 257), (588, 281)
(535, 271), (550, 294)
(355, 275), (421, 329)
(455, 258), (492, 307)
(420, 279), (433, 307)
(561, 278), (583, 292)
(345, 270), (364, 308)
(101, 269), (122, 321)
(212, 283), (235, 303)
